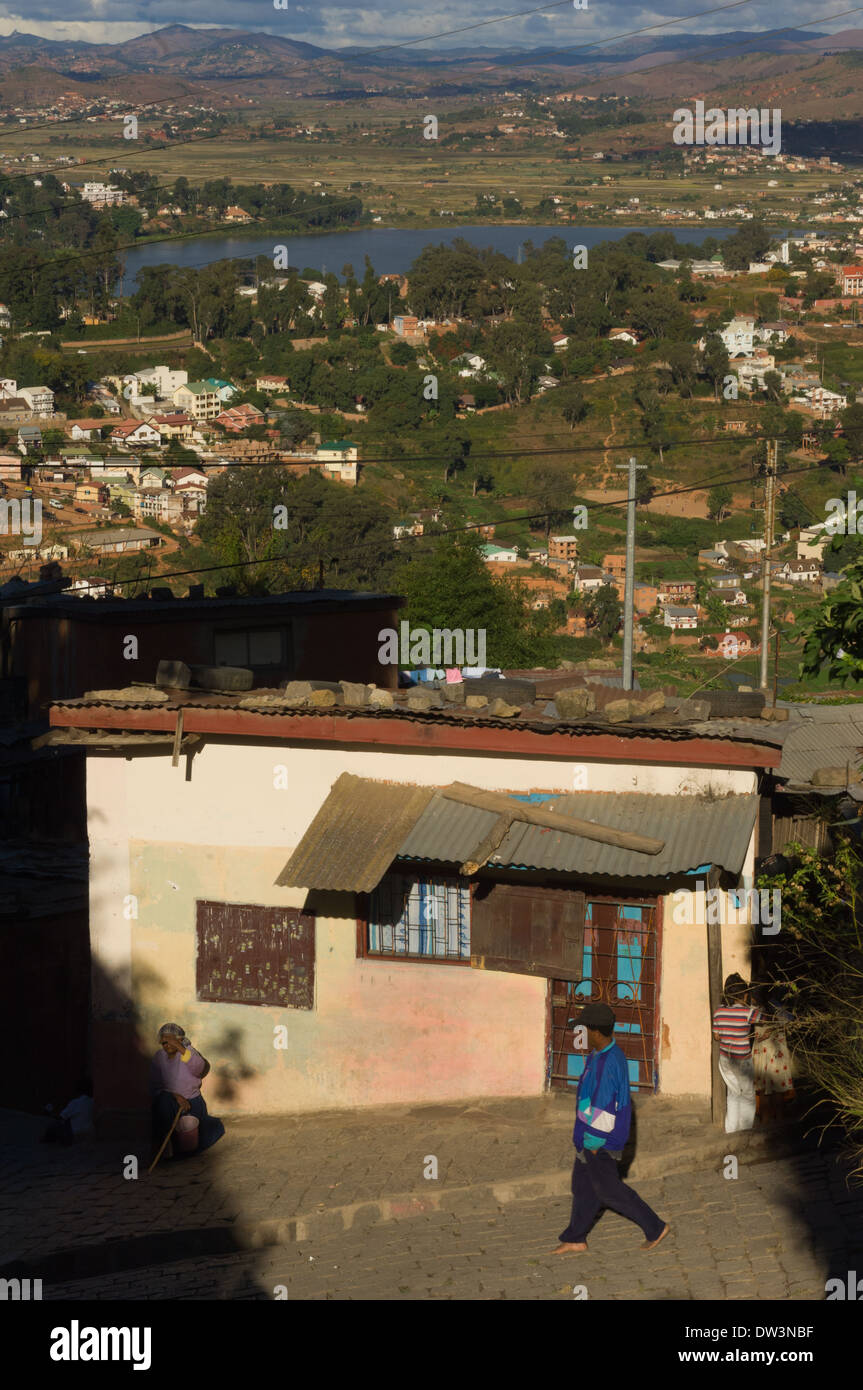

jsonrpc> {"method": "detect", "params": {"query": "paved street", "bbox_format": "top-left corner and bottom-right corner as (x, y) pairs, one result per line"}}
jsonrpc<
(2, 1095), (862, 1301)
(37, 1151), (863, 1301)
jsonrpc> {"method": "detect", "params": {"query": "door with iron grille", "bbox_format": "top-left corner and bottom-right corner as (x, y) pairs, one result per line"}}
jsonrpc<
(549, 897), (658, 1093)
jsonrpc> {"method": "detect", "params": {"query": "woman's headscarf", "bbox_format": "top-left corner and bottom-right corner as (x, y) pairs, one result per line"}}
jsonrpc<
(158, 1022), (191, 1046)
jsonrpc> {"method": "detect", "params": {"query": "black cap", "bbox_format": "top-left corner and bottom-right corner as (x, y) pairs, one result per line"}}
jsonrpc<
(572, 1001), (616, 1031)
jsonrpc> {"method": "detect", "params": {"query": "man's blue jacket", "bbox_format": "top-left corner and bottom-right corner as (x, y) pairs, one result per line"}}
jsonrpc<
(573, 1041), (632, 1152)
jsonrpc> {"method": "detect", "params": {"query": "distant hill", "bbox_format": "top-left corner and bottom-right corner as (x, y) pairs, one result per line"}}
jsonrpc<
(0, 23), (855, 77)
(1, 23), (862, 118)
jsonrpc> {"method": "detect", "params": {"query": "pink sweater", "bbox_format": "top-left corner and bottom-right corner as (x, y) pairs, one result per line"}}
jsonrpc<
(150, 1046), (207, 1100)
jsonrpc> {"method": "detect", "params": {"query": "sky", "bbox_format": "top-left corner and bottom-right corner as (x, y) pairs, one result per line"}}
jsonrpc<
(0, 1), (851, 53)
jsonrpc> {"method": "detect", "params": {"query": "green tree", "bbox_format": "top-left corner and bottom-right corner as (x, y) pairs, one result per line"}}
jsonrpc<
(762, 370), (784, 403)
(800, 557), (863, 679)
(196, 466), (396, 593)
(707, 484), (733, 521)
(701, 335), (730, 401)
(824, 531), (863, 572)
(757, 839), (863, 1170)
(703, 588), (729, 628)
(585, 583), (621, 642)
(840, 403), (863, 459)
(777, 488), (810, 530)
(394, 533), (556, 668)
(558, 383), (587, 432)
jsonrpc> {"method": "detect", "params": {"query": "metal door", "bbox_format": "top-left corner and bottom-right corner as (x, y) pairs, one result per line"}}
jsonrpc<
(549, 897), (658, 1093)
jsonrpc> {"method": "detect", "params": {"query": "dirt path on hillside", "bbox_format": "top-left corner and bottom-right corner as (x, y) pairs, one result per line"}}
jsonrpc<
(580, 482), (711, 519)
(600, 413), (618, 486)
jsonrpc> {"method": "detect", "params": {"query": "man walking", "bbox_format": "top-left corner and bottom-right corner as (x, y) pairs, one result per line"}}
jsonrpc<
(554, 1002), (669, 1254)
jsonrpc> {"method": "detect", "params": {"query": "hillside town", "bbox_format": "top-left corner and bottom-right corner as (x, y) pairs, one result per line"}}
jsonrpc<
(2, 14), (863, 1333)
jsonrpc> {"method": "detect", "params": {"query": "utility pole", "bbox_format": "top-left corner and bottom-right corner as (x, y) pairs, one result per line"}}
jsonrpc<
(616, 455), (647, 692)
(759, 440), (777, 693)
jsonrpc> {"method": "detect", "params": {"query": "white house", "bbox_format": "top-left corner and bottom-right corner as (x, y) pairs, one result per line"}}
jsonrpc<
(755, 321), (790, 345)
(135, 366), (188, 399)
(797, 526), (829, 562)
(80, 182), (126, 206)
(719, 316), (755, 357)
(777, 559), (821, 583)
(453, 353), (488, 379)
(19, 385), (55, 415)
(663, 605), (699, 630)
(572, 566), (607, 593)
(173, 382), (223, 421)
(716, 632), (756, 660)
(316, 441), (359, 485)
(809, 387), (847, 417)
(734, 352), (777, 392)
(110, 420), (162, 448)
(481, 543), (520, 563)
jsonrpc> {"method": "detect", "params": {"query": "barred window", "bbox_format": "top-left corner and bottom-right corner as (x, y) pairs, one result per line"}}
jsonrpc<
(366, 873), (470, 963)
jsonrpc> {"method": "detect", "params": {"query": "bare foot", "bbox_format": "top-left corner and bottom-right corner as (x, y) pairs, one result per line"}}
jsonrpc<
(552, 1242), (589, 1254)
(641, 1223), (670, 1251)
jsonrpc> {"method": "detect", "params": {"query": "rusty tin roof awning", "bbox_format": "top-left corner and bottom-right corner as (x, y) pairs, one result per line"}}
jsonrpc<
(276, 774), (719, 893)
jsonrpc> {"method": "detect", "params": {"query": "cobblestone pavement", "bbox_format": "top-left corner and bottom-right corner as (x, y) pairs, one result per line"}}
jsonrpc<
(4, 1094), (861, 1302)
(0, 1095), (721, 1267)
(36, 1150), (863, 1302)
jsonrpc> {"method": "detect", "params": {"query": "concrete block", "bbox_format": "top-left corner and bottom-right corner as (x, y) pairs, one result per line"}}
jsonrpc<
(554, 687), (596, 719)
(279, 680), (312, 705)
(604, 698), (634, 723)
(368, 687), (394, 709)
(339, 681), (370, 707)
(155, 660), (191, 689)
(636, 689), (666, 715)
(488, 698), (519, 717)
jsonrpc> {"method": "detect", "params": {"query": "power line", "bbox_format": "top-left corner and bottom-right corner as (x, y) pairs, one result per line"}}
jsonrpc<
(477, 1), (863, 79)
(36, 450), (845, 597)
(108, 429), (796, 470)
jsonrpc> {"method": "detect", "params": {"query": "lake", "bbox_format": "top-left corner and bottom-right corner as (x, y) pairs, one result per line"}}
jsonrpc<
(120, 223), (730, 291)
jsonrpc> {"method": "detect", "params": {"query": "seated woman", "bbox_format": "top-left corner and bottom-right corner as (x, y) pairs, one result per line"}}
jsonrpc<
(150, 1022), (225, 1161)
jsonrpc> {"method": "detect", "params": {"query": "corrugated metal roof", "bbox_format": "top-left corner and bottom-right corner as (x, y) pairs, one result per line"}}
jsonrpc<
(48, 694), (783, 749)
(279, 775), (758, 892)
(693, 705), (863, 788)
(772, 711), (863, 789)
(275, 772), (435, 892)
(399, 791), (757, 879)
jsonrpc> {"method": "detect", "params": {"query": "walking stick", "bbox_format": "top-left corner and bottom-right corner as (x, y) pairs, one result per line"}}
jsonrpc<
(148, 1103), (183, 1174)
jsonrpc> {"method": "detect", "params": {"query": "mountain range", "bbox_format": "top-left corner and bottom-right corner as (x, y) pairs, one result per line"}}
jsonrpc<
(0, 23), (861, 80)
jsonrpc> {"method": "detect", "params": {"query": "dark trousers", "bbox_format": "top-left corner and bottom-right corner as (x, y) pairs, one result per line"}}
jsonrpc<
(559, 1148), (665, 1244)
(151, 1091), (225, 1158)
(41, 1117), (74, 1145)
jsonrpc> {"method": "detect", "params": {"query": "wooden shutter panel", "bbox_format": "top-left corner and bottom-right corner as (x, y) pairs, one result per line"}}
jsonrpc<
(196, 901), (315, 1009)
(470, 882), (585, 981)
